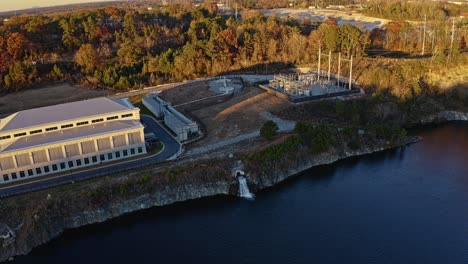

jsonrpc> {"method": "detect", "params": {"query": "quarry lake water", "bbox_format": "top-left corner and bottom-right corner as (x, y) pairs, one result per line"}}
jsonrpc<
(14, 123), (468, 264)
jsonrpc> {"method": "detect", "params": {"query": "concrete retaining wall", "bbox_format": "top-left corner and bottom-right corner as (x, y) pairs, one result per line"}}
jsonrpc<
(143, 93), (200, 142)
(142, 94), (166, 118)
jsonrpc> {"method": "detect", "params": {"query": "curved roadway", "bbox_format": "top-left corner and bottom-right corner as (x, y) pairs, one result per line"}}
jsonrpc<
(0, 115), (180, 198)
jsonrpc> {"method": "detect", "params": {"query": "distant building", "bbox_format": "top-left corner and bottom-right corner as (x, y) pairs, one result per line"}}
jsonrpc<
(0, 98), (147, 184)
(448, 1), (468, 5)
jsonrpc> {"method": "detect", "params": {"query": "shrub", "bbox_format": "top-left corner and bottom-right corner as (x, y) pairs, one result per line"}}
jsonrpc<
(370, 124), (407, 143)
(295, 122), (337, 154)
(260, 120), (279, 140)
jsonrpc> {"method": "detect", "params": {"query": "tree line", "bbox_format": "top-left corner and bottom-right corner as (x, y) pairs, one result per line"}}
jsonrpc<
(0, 2), (466, 92)
(362, 0), (467, 20)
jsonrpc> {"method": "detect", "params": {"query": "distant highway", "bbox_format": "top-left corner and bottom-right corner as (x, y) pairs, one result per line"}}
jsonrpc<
(0, 115), (181, 198)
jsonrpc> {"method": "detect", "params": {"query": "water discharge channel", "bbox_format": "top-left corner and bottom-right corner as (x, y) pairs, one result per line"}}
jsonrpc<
(238, 176), (254, 200)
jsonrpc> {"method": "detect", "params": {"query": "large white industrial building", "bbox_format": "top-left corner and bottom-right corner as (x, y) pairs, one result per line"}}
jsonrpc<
(0, 97), (147, 184)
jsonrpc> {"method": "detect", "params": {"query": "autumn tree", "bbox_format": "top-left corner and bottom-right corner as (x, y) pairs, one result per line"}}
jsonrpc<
(4, 62), (27, 89)
(75, 44), (99, 73)
(122, 12), (138, 40)
(82, 16), (97, 43)
(284, 26), (306, 64)
(6, 32), (29, 60)
(317, 21), (340, 53)
(214, 28), (239, 67)
(60, 17), (83, 50)
(117, 41), (142, 66)
(339, 24), (369, 57)
(0, 36), (12, 76)
(49, 65), (64, 81)
(152, 48), (176, 80)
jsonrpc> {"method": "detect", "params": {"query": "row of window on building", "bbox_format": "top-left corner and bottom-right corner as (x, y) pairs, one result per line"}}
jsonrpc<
(2, 147), (143, 182)
(0, 113), (134, 141)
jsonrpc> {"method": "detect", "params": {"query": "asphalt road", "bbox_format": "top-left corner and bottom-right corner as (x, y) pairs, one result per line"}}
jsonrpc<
(0, 115), (181, 198)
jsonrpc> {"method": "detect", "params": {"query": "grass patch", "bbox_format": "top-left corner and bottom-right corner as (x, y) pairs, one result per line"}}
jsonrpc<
(147, 142), (164, 155)
(247, 136), (301, 162)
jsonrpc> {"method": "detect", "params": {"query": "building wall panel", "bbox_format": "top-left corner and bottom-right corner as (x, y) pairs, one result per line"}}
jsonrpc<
(128, 132), (142, 144)
(65, 144), (80, 157)
(15, 153), (31, 167)
(112, 135), (126, 148)
(32, 150), (48, 164)
(0, 156), (15, 170)
(48, 147), (64, 161)
(97, 137), (111, 151)
(81, 140), (96, 154)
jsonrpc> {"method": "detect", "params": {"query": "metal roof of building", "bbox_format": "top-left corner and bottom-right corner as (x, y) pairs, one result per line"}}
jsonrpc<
(0, 98), (135, 133)
(1, 120), (142, 153)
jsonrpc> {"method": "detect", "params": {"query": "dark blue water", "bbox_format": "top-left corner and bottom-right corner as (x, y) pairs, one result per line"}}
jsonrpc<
(14, 123), (468, 264)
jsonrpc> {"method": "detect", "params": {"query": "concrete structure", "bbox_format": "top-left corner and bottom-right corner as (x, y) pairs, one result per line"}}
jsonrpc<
(0, 97), (147, 184)
(142, 93), (199, 141)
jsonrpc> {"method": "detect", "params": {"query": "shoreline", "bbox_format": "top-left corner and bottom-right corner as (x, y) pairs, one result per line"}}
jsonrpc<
(248, 135), (422, 193)
(0, 113), (466, 262)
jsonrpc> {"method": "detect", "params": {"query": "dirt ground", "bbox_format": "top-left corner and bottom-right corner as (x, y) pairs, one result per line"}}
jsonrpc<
(159, 81), (218, 106)
(190, 86), (290, 147)
(0, 84), (109, 116)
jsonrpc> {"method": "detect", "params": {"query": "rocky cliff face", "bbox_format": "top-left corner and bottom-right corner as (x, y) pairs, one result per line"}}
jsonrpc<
(250, 145), (394, 190)
(420, 111), (468, 125)
(0, 162), (237, 262)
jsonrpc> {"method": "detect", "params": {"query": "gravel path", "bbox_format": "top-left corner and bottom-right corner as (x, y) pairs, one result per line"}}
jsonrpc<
(260, 112), (296, 133)
(184, 131), (259, 156)
(184, 112), (296, 157)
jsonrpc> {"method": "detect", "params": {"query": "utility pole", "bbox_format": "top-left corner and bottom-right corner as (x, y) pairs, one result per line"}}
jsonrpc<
(431, 29), (436, 52)
(349, 55), (353, 90)
(422, 14), (426, 55)
(338, 55), (353, 90)
(317, 45), (321, 81)
(235, 4), (238, 21)
(450, 17), (455, 53)
(430, 46), (437, 72)
(328, 50), (332, 81)
(337, 52), (341, 88)
(318, 46), (332, 82)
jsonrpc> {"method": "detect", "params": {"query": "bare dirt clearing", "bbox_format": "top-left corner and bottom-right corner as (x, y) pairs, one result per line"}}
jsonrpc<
(190, 86), (290, 148)
(159, 81), (217, 106)
(0, 84), (108, 115)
